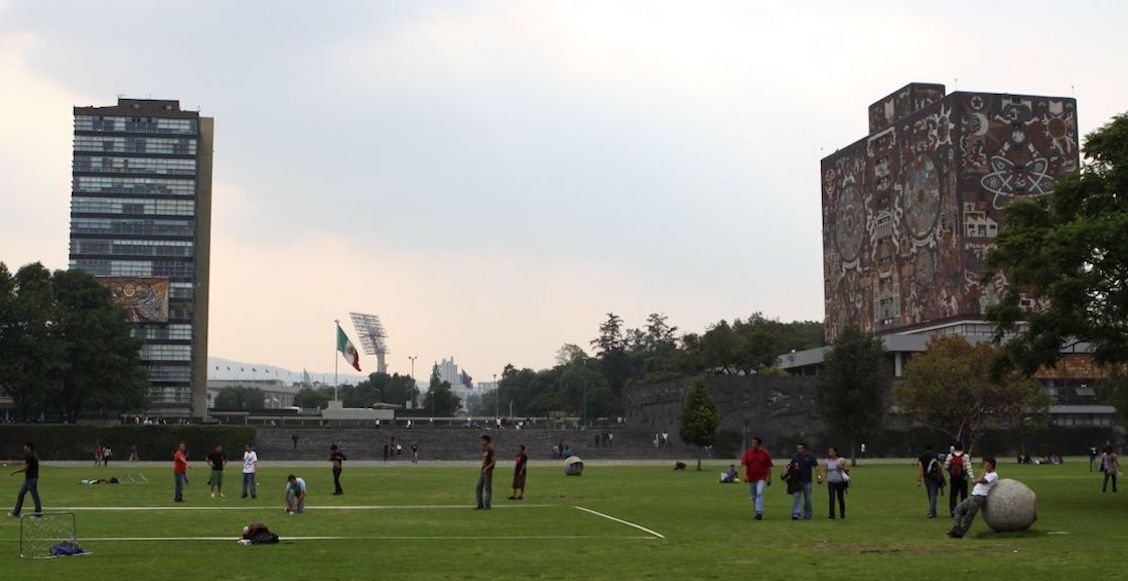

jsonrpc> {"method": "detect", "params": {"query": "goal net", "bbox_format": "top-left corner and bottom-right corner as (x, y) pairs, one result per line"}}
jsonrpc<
(20, 513), (81, 559)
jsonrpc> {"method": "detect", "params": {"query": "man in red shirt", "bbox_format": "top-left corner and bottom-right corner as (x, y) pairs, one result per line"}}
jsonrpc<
(173, 442), (190, 503)
(740, 437), (773, 520)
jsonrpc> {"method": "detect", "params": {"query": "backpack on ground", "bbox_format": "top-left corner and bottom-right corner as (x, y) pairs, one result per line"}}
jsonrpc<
(949, 455), (965, 480)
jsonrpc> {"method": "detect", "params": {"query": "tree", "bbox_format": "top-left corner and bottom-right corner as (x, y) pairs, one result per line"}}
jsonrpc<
(590, 312), (625, 355)
(679, 378), (720, 471)
(0, 263), (149, 421)
(559, 363), (613, 422)
(0, 263), (59, 419)
(53, 269), (149, 421)
(986, 112), (1128, 373)
(422, 368), (461, 417)
(896, 336), (1052, 453)
(214, 386), (265, 410)
(1096, 365), (1128, 428)
(293, 387), (331, 409)
(815, 325), (890, 465)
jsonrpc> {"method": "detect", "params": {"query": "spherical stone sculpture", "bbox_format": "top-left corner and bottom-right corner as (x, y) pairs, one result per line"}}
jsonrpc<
(983, 479), (1037, 532)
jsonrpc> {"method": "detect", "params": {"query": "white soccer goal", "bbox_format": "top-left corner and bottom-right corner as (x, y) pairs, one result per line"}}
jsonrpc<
(19, 512), (82, 559)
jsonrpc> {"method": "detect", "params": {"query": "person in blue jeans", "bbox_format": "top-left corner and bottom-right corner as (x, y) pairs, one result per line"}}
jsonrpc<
(10, 441), (42, 517)
(787, 442), (819, 520)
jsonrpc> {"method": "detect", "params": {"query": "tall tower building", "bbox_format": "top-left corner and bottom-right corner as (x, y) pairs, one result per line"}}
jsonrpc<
(68, 99), (213, 418)
(821, 83), (1078, 342)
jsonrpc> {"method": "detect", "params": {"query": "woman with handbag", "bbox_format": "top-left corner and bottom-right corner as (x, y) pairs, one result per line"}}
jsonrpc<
(819, 446), (850, 520)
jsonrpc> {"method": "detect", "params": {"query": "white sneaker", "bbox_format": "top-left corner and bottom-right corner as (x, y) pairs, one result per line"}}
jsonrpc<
(219, 494), (225, 498)
(210, 493), (216, 498)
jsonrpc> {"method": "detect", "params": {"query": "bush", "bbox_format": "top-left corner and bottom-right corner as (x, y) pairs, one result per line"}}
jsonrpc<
(0, 425), (257, 461)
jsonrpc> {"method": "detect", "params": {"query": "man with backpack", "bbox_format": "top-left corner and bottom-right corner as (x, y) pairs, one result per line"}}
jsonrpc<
(916, 444), (945, 518)
(945, 443), (973, 517)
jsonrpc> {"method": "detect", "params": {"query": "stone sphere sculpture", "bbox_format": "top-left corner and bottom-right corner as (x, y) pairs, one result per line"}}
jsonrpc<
(983, 479), (1037, 532)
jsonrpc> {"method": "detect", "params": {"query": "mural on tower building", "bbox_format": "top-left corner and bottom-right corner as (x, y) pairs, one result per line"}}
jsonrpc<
(822, 84), (1078, 342)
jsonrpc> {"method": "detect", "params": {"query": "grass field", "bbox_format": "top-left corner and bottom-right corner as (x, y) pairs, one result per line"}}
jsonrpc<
(1, 459), (1124, 580)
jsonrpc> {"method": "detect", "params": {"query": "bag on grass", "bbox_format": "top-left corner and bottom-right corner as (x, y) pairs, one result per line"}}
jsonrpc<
(51, 542), (85, 556)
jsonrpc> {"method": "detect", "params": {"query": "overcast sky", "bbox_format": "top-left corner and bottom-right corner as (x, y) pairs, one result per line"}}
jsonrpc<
(1, 0), (1125, 381)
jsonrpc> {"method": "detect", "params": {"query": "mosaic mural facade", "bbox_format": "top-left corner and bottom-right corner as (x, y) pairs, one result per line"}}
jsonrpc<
(822, 83), (1079, 342)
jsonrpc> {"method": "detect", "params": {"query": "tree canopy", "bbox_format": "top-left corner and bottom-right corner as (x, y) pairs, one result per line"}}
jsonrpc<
(0, 262), (149, 421)
(495, 312), (823, 420)
(986, 111), (1128, 372)
(815, 325), (890, 463)
(214, 386), (265, 410)
(895, 336), (1051, 453)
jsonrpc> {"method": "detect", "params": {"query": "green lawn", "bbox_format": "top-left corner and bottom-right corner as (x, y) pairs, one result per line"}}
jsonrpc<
(1, 460), (1124, 580)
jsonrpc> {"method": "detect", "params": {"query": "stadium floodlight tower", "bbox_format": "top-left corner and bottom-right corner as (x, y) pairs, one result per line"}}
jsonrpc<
(349, 312), (388, 374)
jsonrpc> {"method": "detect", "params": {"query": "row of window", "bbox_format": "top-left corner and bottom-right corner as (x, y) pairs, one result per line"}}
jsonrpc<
(75, 116), (198, 135)
(149, 388), (193, 404)
(145, 365), (192, 383)
(74, 176), (196, 196)
(134, 324), (192, 341)
(70, 238), (195, 258)
(74, 136), (197, 155)
(170, 282), (194, 299)
(74, 155), (197, 176)
(70, 217), (195, 237)
(69, 259), (195, 278)
(72, 197), (195, 216)
(140, 344), (192, 361)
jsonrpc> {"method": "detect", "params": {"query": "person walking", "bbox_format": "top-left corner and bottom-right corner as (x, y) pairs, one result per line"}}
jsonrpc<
(285, 474), (307, 514)
(207, 444), (227, 498)
(241, 443), (258, 499)
(740, 437), (773, 520)
(787, 442), (819, 520)
(1101, 446), (1119, 493)
(173, 442), (190, 503)
(945, 443), (973, 517)
(509, 444), (529, 500)
(1089, 445), (1099, 472)
(410, 442), (419, 464)
(916, 444), (945, 518)
(475, 435), (496, 510)
(329, 444), (347, 495)
(820, 446), (849, 520)
(947, 457), (998, 538)
(9, 441), (42, 517)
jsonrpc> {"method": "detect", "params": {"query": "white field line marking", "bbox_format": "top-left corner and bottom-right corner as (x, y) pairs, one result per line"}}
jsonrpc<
(573, 506), (665, 539)
(85, 535), (658, 542)
(49, 504), (552, 511)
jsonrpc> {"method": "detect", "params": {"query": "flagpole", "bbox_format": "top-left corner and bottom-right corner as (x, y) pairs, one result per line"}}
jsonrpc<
(334, 319), (340, 402)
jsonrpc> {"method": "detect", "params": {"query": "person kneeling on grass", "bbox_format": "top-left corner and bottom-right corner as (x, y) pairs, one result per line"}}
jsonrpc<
(947, 457), (998, 539)
(285, 474), (307, 514)
(719, 464), (739, 484)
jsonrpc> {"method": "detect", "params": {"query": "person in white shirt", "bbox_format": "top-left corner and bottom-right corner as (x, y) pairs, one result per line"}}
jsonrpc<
(947, 457), (998, 538)
(241, 444), (258, 499)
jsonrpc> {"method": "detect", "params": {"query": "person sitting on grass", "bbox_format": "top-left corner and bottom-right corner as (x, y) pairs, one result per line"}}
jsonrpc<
(947, 457), (998, 539)
(719, 465), (739, 483)
(285, 474), (307, 514)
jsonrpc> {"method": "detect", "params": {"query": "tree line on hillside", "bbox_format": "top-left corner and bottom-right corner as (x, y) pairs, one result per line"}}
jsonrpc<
(479, 312), (823, 420)
(0, 262), (149, 421)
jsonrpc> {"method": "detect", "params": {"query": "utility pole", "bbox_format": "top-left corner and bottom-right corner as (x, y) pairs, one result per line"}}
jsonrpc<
(493, 373), (499, 420)
(408, 355), (418, 407)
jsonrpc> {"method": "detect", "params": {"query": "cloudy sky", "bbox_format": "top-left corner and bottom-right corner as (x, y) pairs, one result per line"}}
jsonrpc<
(1, 0), (1125, 380)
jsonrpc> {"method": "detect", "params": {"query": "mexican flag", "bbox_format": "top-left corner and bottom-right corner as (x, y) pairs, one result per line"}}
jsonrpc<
(337, 324), (361, 372)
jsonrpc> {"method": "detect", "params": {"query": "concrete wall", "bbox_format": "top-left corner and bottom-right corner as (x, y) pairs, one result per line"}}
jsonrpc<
(623, 375), (823, 454)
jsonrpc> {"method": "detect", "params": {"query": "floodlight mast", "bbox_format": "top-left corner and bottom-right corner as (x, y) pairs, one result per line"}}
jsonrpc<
(349, 312), (388, 374)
